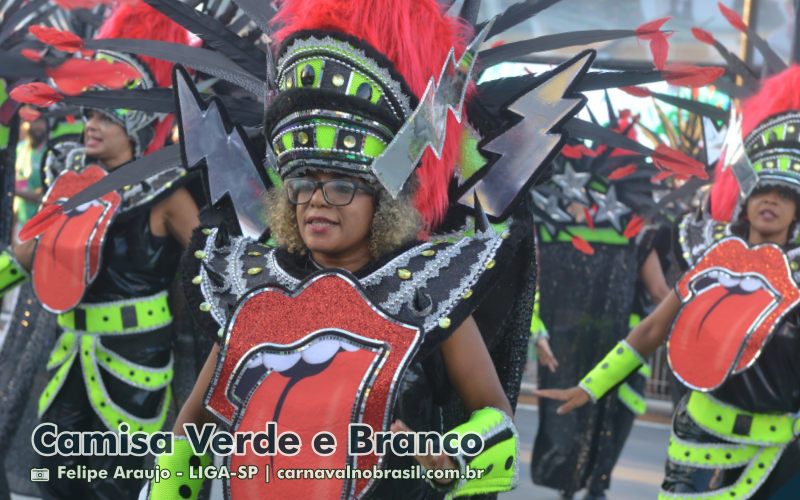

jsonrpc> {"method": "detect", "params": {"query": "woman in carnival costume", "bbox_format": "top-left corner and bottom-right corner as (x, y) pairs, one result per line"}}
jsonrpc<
(127, 0), (613, 496)
(538, 65), (800, 499)
(530, 108), (672, 499)
(0, 2), (200, 498)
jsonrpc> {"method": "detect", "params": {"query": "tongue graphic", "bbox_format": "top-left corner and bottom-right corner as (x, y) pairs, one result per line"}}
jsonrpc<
(669, 285), (774, 389)
(231, 349), (377, 498)
(30, 165), (120, 312)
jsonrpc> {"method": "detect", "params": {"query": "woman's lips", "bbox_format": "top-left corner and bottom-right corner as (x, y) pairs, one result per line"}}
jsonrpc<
(757, 208), (778, 221)
(305, 216), (338, 234)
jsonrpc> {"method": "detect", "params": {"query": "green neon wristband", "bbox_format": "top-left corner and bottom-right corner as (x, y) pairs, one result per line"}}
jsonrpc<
(435, 407), (518, 499)
(148, 436), (212, 500)
(579, 340), (645, 402)
(0, 249), (28, 296)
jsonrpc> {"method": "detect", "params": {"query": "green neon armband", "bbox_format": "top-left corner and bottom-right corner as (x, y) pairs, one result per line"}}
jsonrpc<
(147, 436), (211, 500)
(427, 407), (518, 498)
(579, 340), (645, 402)
(529, 291), (548, 340)
(0, 249), (28, 296)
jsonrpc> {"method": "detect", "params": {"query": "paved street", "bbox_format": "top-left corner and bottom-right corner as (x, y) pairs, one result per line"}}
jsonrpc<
(504, 402), (670, 499)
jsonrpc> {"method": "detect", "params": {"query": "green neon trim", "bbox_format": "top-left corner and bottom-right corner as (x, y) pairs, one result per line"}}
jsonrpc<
(0, 80), (8, 149)
(687, 392), (800, 446)
(617, 382), (647, 416)
(50, 122), (84, 140)
(459, 131), (488, 181)
(667, 434), (757, 468)
(46, 331), (77, 370)
(658, 445), (782, 500)
(628, 313), (641, 328)
(281, 133), (293, 151)
(363, 135), (386, 158)
(56, 293), (172, 334)
(0, 250), (28, 297)
(446, 407), (517, 498)
(80, 335), (170, 433)
(588, 180), (607, 193)
(579, 340), (645, 402)
(539, 226), (629, 245)
(638, 362), (652, 378)
(316, 125), (336, 150)
(529, 313), (547, 339)
(295, 59), (324, 88)
(96, 343), (173, 390)
(265, 166), (282, 189)
(38, 351), (77, 417)
(530, 290), (547, 339)
(149, 437), (212, 500)
(347, 71), (382, 105)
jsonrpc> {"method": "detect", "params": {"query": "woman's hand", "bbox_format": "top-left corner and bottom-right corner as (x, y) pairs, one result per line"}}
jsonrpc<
(535, 386), (590, 415)
(390, 419), (457, 484)
(535, 337), (559, 373)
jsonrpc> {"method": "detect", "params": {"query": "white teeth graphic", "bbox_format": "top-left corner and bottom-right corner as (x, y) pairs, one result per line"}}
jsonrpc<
(263, 352), (301, 371)
(302, 339), (340, 365)
(245, 352), (264, 369)
(739, 276), (762, 293)
(707, 270), (719, 279)
(247, 338), (363, 373)
(718, 273), (740, 288)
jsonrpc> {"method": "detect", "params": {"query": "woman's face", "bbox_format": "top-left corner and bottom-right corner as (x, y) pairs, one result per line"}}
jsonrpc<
(293, 171), (376, 262)
(746, 187), (797, 241)
(83, 110), (133, 169)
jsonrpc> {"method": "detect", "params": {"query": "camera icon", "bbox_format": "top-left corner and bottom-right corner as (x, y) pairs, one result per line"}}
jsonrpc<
(30, 468), (50, 482)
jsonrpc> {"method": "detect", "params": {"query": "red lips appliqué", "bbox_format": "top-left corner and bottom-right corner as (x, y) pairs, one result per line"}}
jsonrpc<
(206, 273), (422, 499)
(30, 165), (121, 312)
(668, 237), (800, 390)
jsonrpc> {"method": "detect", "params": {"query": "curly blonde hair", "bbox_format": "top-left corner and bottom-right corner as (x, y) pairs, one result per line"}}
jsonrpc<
(265, 183), (421, 259)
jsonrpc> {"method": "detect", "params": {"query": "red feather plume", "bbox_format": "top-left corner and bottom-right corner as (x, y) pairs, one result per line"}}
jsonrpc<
(710, 66), (800, 221)
(47, 58), (141, 95)
(571, 235), (594, 255)
(96, 0), (191, 88)
(29, 25), (84, 53)
(10, 83), (63, 107)
(271, 0), (471, 230)
(718, 2), (748, 33)
(740, 65), (800, 137)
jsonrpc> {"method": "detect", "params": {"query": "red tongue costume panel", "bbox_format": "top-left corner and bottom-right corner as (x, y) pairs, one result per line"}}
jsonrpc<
(206, 273), (422, 499)
(29, 165), (121, 313)
(668, 238), (800, 390)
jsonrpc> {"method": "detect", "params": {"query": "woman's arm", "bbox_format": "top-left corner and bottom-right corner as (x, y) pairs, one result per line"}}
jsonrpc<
(393, 315), (515, 487)
(640, 248), (670, 304)
(12, 238), (35, 270)
(173, 343), (219, 434)
(537, 290), (681, 414)
(440, 315), (512, 417)
(150, 187), (200, 248)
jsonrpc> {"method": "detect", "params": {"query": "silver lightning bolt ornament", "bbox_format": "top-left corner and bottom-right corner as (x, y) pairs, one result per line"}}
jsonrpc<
(458, 50), (594, 220)
(720, 105), (758, 199)
(369, 18), (495, 198)
(176, 67), (271, 239)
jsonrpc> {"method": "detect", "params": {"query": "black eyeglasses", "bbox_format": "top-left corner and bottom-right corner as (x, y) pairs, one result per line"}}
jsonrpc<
(285, 178), (376, 206)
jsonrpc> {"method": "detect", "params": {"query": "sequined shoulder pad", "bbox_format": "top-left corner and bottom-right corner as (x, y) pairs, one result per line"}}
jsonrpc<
(677, 213), (732, 267)
(184, 227), (287, 334)
(355, 231), (514, 346)
(184, 224), (522, 347)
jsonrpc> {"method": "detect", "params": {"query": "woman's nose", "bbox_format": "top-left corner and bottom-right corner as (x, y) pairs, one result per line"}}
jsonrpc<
(309, 184), (328, 206)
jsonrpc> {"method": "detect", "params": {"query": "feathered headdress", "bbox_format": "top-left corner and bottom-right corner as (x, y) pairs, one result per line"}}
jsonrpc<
(88, 0), (190, 155)
(265, 0), (470, 228)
